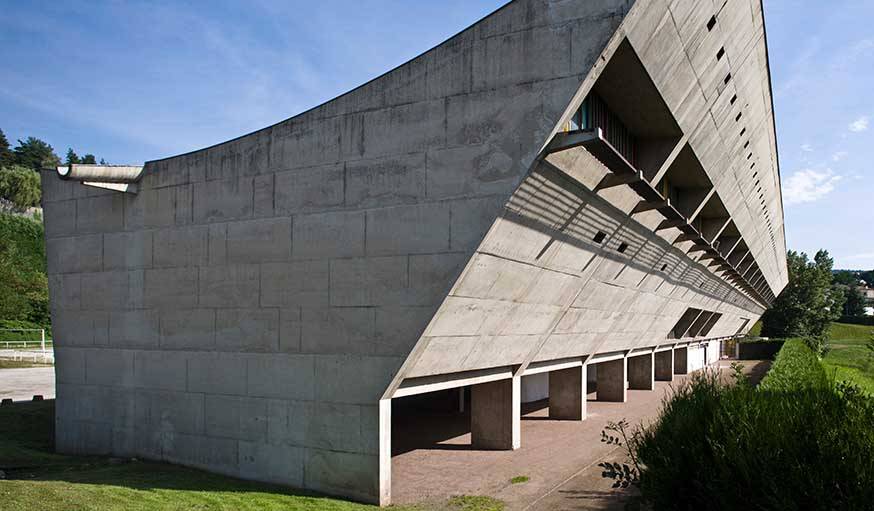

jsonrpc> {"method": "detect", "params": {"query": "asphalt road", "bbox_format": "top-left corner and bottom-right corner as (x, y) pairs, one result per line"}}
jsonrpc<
(0, 366), (56, 401)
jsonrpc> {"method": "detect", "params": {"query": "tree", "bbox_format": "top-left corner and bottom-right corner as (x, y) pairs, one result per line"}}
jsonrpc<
(0, 129), (14, 168)
(13, 137), (60, 171)
(860, 270), (874, 287)
(0, 166), (42, 212)
(0, 213), (49, 326)
(844, 286), (867, 317)
(761, 250), (845, 343)
(65, 148), (80, 165)
(65, 148), (99, 165)
(832, 270), (857, 286)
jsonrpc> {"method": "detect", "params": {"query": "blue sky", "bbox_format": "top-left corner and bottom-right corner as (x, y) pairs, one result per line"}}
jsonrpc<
(1, 1), (871, 269)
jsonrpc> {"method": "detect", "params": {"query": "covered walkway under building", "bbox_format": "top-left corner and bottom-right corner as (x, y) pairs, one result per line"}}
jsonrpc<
(390, 340), (728, 509)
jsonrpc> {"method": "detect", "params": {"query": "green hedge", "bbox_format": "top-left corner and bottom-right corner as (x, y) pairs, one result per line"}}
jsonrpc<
(758, 339), (828, 391)
(632, 340), (874, 510)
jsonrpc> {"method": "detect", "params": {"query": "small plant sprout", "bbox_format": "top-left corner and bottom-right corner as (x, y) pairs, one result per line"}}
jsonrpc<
(598, 419), (641, 489)
(510, 475), (529, 484)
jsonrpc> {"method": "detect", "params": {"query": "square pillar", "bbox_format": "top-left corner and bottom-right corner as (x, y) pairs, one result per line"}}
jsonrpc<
(654, 349), (674, 381)
(596, 358), (627, 402)
(674, 347), (688, 375)
(378, 399), (391, 506)
(627, 353), (654, 390)
(471, 377), (520, 450)
(548, 366), (586, 420)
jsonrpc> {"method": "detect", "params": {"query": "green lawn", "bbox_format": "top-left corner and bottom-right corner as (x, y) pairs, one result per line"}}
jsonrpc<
(0, 359), (52, 369)
(0, 401), (503, 511)
(823, 322), (874, 394)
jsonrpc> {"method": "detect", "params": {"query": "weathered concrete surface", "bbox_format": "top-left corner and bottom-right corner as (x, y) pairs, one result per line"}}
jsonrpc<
(654, 349), (673, 381)
(627, 353), (654, 390)
(595, 359), (626, 403)
(41, 0), (786, 505)
(548, 366), (585, 420)
(674, 347), (689, 375)
(471, 378), (521, 450)
(0, 367), (56, 401)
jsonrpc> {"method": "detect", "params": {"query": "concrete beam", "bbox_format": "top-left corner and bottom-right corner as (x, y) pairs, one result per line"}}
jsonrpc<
(596, 170), (644, 191)
(523, 357), (582, 376)
(656, 218), (687, 231)
(596, 358), (626, 402)
(686, 188), (716, 223)
(631, 198), (671, 215)
(646, 136), (688, 184)
(548, 366), (585, 420)
(627, 352), (654, 390)
(471, 377), (520, 450)
(702, 217), (731, 242)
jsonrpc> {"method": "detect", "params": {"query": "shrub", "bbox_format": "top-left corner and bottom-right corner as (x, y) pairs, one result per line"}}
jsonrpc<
(626, 341), (874, 510)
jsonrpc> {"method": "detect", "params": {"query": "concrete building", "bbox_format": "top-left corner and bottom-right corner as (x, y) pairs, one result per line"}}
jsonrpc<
(42, 0), (786, 505)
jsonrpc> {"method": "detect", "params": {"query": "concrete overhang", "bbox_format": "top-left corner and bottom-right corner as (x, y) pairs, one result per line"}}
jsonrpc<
(55, 164), (144, 194)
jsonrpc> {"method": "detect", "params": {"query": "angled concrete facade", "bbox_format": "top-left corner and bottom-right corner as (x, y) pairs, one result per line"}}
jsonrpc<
(42, 0), (786, 505)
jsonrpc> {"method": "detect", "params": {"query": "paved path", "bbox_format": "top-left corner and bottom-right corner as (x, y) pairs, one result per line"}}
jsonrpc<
(392, 360), (771, 510)
(0, 367), (56, 401)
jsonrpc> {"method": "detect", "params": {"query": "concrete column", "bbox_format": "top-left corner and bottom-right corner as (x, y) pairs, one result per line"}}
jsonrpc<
(627, 353), (654, 390)
(470, 377), (520, 450)
(654, 349), (674, 381)
(596, 358), (627, 402)
(378, 398), (391, 506)
(674, 347), (688, 375)
(548, 366), (586, 420)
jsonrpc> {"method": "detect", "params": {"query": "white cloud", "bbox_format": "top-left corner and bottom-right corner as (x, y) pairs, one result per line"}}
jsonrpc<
(782, 168), (842, 205)
(845, 252), (874, 261)
(849, 116), (869, 132)
(832, 150), (848, 161)
(800, 143), (814, 152)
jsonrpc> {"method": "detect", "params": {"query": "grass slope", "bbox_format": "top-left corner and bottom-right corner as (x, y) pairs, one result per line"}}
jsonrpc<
(823, 322), (874, 394)
(0, 402), (502, 511)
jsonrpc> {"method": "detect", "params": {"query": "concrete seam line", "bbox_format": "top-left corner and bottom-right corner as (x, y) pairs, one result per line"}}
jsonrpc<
(521, 444), (623, 511)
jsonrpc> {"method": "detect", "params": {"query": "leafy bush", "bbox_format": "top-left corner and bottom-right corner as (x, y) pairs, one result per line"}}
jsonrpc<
(627, 341), (874, 510)
(0, 165), (41, 211)
(0, 212), (49, 326)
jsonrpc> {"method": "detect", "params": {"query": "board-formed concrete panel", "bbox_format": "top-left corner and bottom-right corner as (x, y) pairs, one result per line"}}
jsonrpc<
(43, 0), (785, 505)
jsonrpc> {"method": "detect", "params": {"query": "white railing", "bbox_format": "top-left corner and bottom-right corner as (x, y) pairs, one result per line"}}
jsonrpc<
(0, 328), (51, 351)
